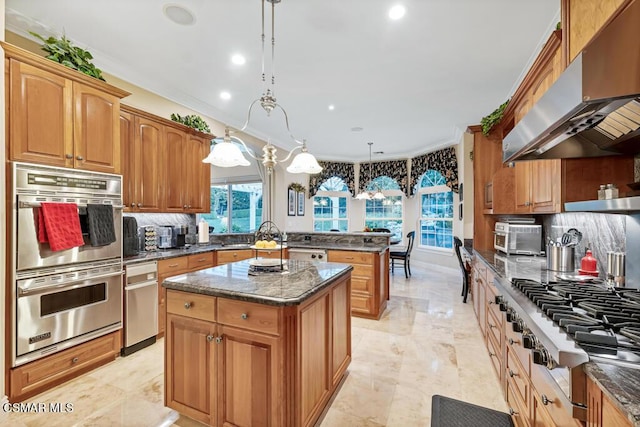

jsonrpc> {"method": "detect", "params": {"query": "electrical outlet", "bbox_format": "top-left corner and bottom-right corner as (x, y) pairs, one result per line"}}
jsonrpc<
(304, 235), (312, 241)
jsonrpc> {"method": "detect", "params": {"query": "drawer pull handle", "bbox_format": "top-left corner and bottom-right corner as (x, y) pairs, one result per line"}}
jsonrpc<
(197, 258), (205, 262)
(509, 408), (518, 416)
(509, 369), (518, 378)
(169, 264), (179, 268)
(345, 257), (354, 260)
(541, 394), (554, 405)
(206, 334), (214, 342)
(184, 302), (192, 309)
(241, 313), (248, 320)
(72, 357), (79, 364)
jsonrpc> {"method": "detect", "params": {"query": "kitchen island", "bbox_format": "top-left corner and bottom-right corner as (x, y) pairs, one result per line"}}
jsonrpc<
(162, 259), (353, 427)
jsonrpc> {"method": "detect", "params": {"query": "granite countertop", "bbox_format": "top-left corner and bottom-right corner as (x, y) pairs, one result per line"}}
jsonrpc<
(473, 248), (640, 425)
(124, 242), (388, 265)
(162, 259), (353, 306)
(584, 363), (640, 426)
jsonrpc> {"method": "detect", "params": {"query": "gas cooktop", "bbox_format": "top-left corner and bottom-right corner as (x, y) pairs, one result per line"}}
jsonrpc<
(512, 278), (640, 368)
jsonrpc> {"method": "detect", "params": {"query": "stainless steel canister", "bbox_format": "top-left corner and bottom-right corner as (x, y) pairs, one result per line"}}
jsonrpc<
(546, 244), (575, 272)
(614, 252), (626, 286)
(606, 251), (616, 281)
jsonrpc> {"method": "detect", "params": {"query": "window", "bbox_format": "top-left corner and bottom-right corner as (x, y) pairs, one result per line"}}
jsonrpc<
(418, 170), (453, 250)
(313, 177), (349, 232)
(200, 182), (263, 233)
(364, 176), (403, 239)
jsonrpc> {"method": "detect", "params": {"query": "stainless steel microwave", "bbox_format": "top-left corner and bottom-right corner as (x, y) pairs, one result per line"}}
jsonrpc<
(494, 222), (542, 255)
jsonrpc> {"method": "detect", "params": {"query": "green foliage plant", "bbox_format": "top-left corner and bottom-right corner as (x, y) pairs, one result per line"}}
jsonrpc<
(170, 113), (211, 134)
(30, 31), (105, 81)
(481, 99), (509, 136)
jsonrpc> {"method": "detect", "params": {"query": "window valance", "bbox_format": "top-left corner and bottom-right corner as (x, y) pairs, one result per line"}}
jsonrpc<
(308, 161), (355, 197)
(409, 146), (459, 196)
(358, 159), (408, 196)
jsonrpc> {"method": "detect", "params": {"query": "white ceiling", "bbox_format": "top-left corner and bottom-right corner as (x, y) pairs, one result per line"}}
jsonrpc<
(5, 0), (560, 162)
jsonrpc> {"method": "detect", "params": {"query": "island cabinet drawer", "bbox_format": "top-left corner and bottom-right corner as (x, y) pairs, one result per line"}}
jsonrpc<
(217, 298), (280, 336)
(351, 277), (373, 294)
(351, 264), (374, 279)
(187, 252), (215, 270)
(159, 256), (189, 276)
(217, 249), (253, 265)
(328, 250), (374, 265)
(506, 346), (529, 408)
(167, 289), (216, 322)
(350, 294), (372, 313)
(258, 248), (288, 259)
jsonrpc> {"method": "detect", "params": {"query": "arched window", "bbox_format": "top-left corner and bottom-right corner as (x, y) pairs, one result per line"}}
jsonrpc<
(313, 177), (349, 232)
(364, 176), (403, 239)
(418, 170), (453, 250)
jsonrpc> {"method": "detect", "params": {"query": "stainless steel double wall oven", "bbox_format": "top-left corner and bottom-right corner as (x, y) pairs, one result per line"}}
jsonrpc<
(9, 162), (123, 367)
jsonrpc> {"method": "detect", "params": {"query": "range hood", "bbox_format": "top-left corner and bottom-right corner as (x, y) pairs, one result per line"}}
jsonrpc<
(503, 0), (640, 162)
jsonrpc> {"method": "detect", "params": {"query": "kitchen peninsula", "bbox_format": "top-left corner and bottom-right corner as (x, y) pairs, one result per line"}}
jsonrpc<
(162, 259), (353, 427)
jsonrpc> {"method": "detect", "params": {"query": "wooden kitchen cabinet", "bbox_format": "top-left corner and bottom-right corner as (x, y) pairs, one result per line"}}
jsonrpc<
(121, 109), (164, 212)
(164, 271), (351, 427)
(216, 249), (253, 265)
(514, 159), (562, 213)
(4, 43), (129, 174)
(9, 330), (121, 401)
(586, 375), (631, 427)
(327, 249), (388, 319)
(120, 104), (213, 213)
(565, 0), (629, 63)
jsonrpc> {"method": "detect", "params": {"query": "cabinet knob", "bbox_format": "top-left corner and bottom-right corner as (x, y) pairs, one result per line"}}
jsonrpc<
(541, 394), (554, 405)
(76, 155), (84, 161)
(188, 205), (192, 209)
(72, 357), (79, 364)
(184, 302), (192, 309)
(206, 334), (214, 342)
(525, 201), (530, 206)
(508, 338), (519, 346)
(509, 408), (518, 416)
(488, 323), (496, 329)
(65, 154), (73, 159)
(131, 203), (136, 208)
(183, 205), (188, 209)
(488, 351), (495, 357)
(137, 203), (142, 208)
(215, 336), (223, 344)
(241, 313), (248, 320)
(509, 369), (518, 378)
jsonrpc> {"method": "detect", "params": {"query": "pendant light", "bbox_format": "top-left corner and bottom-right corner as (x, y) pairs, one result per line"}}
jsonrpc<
(202, 0), (322, 175)
(356, 142), (385, 200)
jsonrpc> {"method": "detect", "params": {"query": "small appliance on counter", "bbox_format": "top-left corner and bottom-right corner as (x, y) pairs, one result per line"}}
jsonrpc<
(157, 225), (173, 249)
(139, 226), (158, 252)
(494, 221), (542, 255)
(172, 225), (189, 248)
(123, 216), (139, 257)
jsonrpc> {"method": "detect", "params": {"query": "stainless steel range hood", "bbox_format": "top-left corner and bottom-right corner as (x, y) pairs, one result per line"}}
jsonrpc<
(503, 0), (640, 163)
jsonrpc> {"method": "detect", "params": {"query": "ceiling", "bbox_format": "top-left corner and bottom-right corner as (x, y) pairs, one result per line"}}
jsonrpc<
(5, 0), (560, 162)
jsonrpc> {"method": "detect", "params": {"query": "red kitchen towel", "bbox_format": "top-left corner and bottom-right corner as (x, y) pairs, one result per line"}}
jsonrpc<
(38, 203), (85, 252)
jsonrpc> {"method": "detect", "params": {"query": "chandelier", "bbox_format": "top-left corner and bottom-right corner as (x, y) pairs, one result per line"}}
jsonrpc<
(202, 0), (322, 175)
(355, 142), (385, 200)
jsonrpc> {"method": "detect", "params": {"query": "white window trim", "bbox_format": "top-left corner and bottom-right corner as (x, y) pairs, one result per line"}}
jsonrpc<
(313, 191), (350, 232)
(417, 184), (453, 251)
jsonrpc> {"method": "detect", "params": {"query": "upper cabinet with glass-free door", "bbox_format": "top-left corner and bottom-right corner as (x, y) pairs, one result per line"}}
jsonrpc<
(4, 42), (129, 174)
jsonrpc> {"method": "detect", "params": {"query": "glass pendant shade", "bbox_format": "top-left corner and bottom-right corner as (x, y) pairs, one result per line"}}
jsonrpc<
(355, 191), (371, 200)
(286, 151), (323, 174)
(202, 141), (250, 167)
(372, 190), (386, 200)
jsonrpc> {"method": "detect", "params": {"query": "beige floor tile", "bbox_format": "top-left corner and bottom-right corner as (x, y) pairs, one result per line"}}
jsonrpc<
(3, 264), (505, 426)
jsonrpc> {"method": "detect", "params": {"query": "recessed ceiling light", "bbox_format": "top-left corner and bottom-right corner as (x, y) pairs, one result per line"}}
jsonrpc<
(328, 105), (335, 111)
(231, 54), (246, 65)
(220, 91), (231, 100)
(351, 127), (364, 132)
(163, 4), (195, 26)
(388, 4), (406, 20)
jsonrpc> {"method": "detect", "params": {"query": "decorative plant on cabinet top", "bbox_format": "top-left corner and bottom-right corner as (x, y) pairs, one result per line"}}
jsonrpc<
(30, 32), (106, 81)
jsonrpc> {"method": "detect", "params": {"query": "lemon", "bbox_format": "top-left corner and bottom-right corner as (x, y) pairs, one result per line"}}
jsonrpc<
(255, 240), (267, 248)
(266, 240), (277, 249)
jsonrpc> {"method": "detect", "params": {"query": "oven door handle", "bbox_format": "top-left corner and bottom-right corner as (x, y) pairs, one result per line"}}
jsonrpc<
(17, 271), (124, 296)
(125, 280), (157, 291)
(18, 201), (124, 209)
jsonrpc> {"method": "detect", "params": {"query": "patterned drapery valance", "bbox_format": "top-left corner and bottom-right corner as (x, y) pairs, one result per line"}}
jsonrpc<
(308, 161), (355, 197)
(409, 146), (459, 196)
(358, 159), (408, 196)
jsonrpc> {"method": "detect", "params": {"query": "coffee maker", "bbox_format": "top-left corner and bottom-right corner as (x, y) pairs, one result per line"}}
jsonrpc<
(172, 225), (188, 248)
(157, 226), (173, 249)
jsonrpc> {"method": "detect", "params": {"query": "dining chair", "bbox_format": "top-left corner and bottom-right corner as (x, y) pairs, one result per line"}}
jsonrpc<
(454, 236), (470, 303)
(390, 231), (415, 278)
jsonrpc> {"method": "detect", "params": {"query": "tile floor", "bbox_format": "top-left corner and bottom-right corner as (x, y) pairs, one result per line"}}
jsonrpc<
(2, 264), (506, 426)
